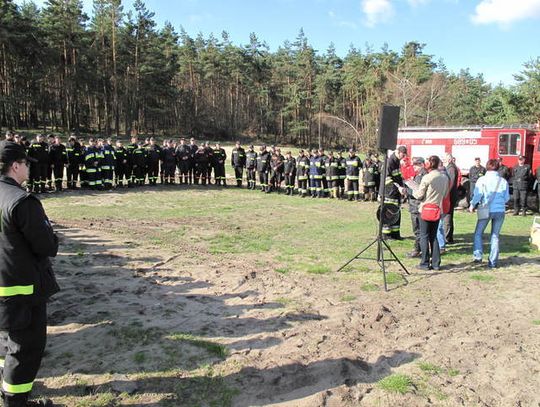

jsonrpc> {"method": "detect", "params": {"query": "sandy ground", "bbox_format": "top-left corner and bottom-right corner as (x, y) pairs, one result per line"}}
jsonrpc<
(37, 220), (540, 407)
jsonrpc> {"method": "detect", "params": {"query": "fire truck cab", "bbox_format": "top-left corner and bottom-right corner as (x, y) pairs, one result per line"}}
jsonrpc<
(397, 125), (540, 179)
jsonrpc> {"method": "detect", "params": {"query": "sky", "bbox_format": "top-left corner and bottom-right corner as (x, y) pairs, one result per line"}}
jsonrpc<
(17, 0), (540, 85)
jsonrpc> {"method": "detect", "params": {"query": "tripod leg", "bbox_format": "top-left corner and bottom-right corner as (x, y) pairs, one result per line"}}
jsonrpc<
(336, 238), (378, 272)
(378, 238), (388, 291)
(381, 239), (410, 275)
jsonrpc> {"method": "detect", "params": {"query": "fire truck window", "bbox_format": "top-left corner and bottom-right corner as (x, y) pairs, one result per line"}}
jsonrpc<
(498, 133), (519, 155)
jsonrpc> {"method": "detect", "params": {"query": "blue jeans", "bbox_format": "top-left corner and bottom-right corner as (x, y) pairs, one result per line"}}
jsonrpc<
(437, 214), (447, 249)
(473, 212), (505, 267)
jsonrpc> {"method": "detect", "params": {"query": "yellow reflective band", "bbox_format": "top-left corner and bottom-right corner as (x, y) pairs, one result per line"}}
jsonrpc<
(3, 380), (33, 394)
(0, 285), (33, 296)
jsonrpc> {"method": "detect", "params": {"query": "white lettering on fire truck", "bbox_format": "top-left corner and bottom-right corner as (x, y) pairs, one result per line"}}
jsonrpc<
(422, 139), (433, 144)
(454, 139), (478, 145)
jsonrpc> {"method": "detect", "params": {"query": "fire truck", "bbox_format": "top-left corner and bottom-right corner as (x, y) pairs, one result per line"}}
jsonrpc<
(397, 125), (540, 178)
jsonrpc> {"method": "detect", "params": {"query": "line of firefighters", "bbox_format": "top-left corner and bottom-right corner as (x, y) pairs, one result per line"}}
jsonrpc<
(11, 134), (387, 201)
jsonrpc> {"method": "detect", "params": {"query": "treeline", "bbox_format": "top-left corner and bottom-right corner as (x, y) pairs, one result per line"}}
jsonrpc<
(1, 0), (540, 149)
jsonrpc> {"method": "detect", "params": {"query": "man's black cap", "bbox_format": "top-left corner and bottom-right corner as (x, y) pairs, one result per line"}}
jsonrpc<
(0, 141), (37, 164)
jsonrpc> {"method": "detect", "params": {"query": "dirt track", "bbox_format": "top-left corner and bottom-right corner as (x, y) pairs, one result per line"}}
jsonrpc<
(39, 221), (540, 406)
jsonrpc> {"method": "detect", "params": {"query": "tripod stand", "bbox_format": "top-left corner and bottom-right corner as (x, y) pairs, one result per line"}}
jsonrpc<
(337, 150), (410, 291)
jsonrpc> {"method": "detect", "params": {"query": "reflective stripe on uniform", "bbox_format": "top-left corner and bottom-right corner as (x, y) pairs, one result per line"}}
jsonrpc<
(0, 285), (33, 296)
(3, 380), (33, 394)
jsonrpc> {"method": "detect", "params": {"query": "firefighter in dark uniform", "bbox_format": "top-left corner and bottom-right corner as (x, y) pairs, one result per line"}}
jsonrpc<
(203, 142), (214, 183)
(231, 141), (246, 187)
(245, 145), (257, 190)
(27, 135), (48, 194)
(131, 142), (147, 186)
(325, 151), (339, 199)
(126, 137), (139, 187)
(194, 146), (209, 185)
(176, 138), (191, 184)
(345, 149), (362, 201)
(83, 138), (102, 190)
(65, 136), (82, 189)
(296, 150), (310, 198)
(498, 157), (511, 181)
(383, 146), (407, 240)
(363, 155), (378, 202)
(48, 136), (67, 192)
(270, 151), (284, 193)
(336, 151), (346, 199)
(145, 138), (162, 186)
(309, 149), (324, 198)
(188, 138), (198, 184)
(283, 151), (296, 195)
(468, 157), (486, 204)
(319, 149), (329, 197)
(45, 135), (55, 190)
(213, 143), (227, 186)
(0, 141), (59, 407)
(512, 155), (531, 216)
(256, 145), (271, 193)
(162, 140), (177, 185)
(114, 140), (128, 187)
(100, 139), (116, 190)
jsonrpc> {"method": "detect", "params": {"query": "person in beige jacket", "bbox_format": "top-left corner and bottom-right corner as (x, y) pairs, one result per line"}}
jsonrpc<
(413, 155), (449, 270)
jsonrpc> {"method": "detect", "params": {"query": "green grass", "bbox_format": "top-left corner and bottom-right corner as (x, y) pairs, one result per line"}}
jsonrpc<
(533, 320), (540, 326)
(377, 374), (414, 394)
(447, 368), (460, 377)
(340, 294), (356, 302)
(418, 362), (443, 375)
(167, 333), (229, 358)
(469, 274), (495, 282)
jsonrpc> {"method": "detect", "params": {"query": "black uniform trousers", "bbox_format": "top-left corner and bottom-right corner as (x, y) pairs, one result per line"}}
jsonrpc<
(179, 161), (190, 184)
(0, 303), (47, 407)
(115, 164), (128, 186)
(132, 166), (145, 186)
(513, 189), (528, 213)
(66, 165), (79, 189)
(147, 162), (159, 185)
(52, 164), (64, 191)
(284, 174), (296, 193)
(234, 167), (243, 187)
(163, 163), (176, 183)
(29, 163), (47, 193)
(194, 166), (207, 185)
(247, 169), (256, 188)
(259, 172), (269, 191)
(214, 164), (226, 185)
(46, 165), (53, 188)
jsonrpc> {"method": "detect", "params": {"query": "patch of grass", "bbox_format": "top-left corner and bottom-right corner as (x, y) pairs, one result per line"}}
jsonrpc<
(74, 392), (118, 407)
(167, 333), (229, 358)
(208, 233), (272, 254)
(532, 320), (540, 325)
(447, 368), (460, 377)
(133, 351), (146, 364)
(469, 273), (495, 282)
(361, 282), (379, 292)
(377, 373), (413, 394)
(109, 322), (162, 347)
(275, 267), (290, 274)
(418, 361), (443, 375)
(340, 294), (356, 302)
(275, 297), (293, 306)
(385, 272), (403, 285)
(305, 264), (331, 274)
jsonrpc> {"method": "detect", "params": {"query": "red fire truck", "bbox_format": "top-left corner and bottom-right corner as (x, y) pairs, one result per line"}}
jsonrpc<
(397, 125), (540, 178)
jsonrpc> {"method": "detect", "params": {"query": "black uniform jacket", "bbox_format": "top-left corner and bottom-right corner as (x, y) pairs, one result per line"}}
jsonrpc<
(0, 176), (59, 329)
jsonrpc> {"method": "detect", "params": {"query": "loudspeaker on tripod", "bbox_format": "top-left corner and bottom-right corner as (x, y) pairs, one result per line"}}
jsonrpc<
(377, 105), (401, 151)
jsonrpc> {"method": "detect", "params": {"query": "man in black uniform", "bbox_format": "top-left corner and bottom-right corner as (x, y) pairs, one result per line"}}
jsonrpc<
(131, 142), (147, 186)
(100, 139), (116, 190)
(443, 153), (459, 244)
(283, 151), (296, 195)
(162, 140), (176, 185)
(296, 150), (310, 198)
(325, 151), (339, 198)
(114, 140), (128, 187)
(45, 135), (55, 191)
(188, 138), (198, 184)
(48, 136), (67, 192)
(231, 141), (246, 187)
(497, 157), (511, 181)
(245, 145), (257, 190)
(345, 149), (362, 201)
(126, 136), (139, 187)
(382, 146), (407, 240)
(0, 141), (59, 407)
(84, 138), (102, 190)
(512, 155), (531, 216)
(194, 146), (209, 185)
(145, 137), (162, 186)
(256, 145), (271, 193)
(65, 136), (82, 189)
(176, 138), (191, 184)
(363, 154), (378, 202)
(213, 143), (227, 186)
(468, 157), (485, 204)
(27, 135), (48, 194)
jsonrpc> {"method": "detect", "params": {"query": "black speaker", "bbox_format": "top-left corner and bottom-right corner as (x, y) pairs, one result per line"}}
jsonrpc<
(377, 105), (400, 150)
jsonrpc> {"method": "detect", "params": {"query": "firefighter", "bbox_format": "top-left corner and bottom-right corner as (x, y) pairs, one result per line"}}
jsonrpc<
(231, 141), (246, 187)
(78, 139), (88, 189)
(145, 137), (162, 186)
(309, 149), (324, 198)
(100, 138), (116, 190)
(319, 148), (329, 197)
(345, 149), (362, 201)
(114, 140), (128, 187)
(245, 145), (257, 190)
(83, 138), (102, 190)
(213, 143), (227, 186)
(325, 151), (339, 198)
(336, 151), (346, 199)
(498, 157), (511, 181)
(65, 136), (82, 189)
(363, 154), (378, 202)
(176, 138), (191, 184)
(48, 136), (67, 192)
(296, 150), (309, 198)
(372, 153), (381, 197)
(512, 155), (531, 216)
(126, 136), (139, 187)
(131, 141), (147, 186)
(194, 146), (209, 185)
(468, 157), (486, 204)
(442, 153), (459, 244)
(162, 140), (177, 185)
(0, 141), (60, 407)
(383, 146), (407, 240)
(256, 145), (271, 193)
(45, 135), (55, 190)
(283, 151), (296, 195)
(203, 142), (214, 183)
(27, 135), (49, 194)
(270, 150), (284, 193)
(188, 138), (198, 184)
